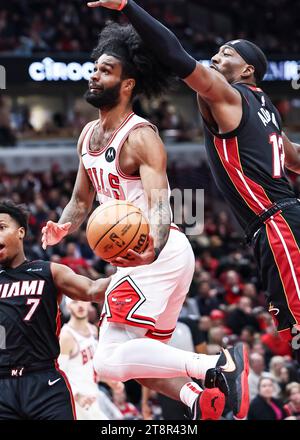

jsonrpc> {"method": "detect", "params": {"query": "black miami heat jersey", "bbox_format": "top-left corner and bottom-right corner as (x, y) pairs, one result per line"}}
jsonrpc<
(203, 83), (295, 230)
(0, 260), (61, 367)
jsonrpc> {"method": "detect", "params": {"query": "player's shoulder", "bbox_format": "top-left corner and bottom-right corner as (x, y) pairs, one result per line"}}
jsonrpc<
(23, 259), (51, 272)
(127, 123), (161, 148)
(77, 119), (99, 153)
(60, 324), (77, 342)
(59, 325), (77, 351)
(88, 323), (98, 338)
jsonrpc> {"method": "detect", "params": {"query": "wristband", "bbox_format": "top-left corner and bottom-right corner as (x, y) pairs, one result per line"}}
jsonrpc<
(118, 0), (128, 11)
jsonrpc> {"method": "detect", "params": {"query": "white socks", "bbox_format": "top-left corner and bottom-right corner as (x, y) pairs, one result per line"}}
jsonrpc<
(185, 353), (220, 379)
(179, 382), (203, 411)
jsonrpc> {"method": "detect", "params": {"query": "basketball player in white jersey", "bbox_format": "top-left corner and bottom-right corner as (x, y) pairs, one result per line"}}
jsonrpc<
(59, 298), (123, 420)
(42, 23), (249, 420)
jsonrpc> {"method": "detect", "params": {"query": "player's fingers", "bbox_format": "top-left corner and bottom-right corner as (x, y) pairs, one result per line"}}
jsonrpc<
(110, 257), (129, 266)
(87, 1), (102, 7)
(148, 235), (154, 246)
(126, 249), (141, 258)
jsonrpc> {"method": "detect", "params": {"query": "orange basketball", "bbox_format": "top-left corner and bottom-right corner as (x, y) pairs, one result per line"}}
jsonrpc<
(86, 200), (150, 261)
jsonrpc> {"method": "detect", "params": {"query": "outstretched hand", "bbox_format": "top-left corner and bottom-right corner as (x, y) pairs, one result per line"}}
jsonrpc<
(41, 221), (71, 249)
(110, 235), (156, 268)
(87, 0), (126, 10)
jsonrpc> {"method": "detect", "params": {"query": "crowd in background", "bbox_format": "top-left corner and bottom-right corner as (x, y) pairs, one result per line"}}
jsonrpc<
(1, 162), (300, 419)
(0, 0), (299, 56)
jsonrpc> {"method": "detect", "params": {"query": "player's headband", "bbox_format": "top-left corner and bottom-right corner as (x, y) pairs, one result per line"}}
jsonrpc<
(225, 39), (268, 82)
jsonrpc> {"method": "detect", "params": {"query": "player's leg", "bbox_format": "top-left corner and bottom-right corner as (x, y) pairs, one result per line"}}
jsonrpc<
(95, 319), (220, 381)
(23, 369), (76, 420)
(255, 209), (300, 347)
(95, 231), (248, 418)
(0, 378), (23, 420)
(137, 377), (225, 420)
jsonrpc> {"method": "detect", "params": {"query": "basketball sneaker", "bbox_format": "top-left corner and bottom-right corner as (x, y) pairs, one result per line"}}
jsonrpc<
(204, 342), (249, 419)
(189, 388), (225, 420)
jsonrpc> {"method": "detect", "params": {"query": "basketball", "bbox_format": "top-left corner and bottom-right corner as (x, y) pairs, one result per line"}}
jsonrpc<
(86, 200), (150, 261)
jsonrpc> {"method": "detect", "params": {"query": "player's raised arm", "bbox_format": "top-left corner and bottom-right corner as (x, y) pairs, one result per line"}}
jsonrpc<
(51, 262), (111, 302)
(282, 132), (300, 174)
(41, 123), (96, 249)
(87, 0), (239, 103)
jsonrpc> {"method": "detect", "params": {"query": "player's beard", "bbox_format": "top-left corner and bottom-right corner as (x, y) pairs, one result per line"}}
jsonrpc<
(84, 82), (122, 110)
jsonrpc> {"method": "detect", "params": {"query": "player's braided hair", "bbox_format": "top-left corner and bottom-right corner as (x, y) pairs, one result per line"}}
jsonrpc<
(92, 22), (175, 99)
(0, 200), (29, 234)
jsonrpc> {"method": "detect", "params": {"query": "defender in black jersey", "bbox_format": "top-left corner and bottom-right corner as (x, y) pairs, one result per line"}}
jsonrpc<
(0, 201), (110, 420)
(94, 2), (300, 346)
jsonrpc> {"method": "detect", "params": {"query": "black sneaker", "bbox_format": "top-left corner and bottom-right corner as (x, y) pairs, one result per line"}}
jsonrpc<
(189, 388), (225, 420)
(204, 342), (249, 419)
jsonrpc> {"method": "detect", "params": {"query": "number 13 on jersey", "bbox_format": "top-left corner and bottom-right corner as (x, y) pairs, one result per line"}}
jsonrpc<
(270, 133), (285, 178)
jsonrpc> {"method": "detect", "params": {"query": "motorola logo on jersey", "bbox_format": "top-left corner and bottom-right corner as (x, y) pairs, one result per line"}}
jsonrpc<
(105, 147), (116, 163)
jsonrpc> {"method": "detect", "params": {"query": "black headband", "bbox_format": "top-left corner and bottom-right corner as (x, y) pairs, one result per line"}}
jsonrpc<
(225, 39), (268, 82)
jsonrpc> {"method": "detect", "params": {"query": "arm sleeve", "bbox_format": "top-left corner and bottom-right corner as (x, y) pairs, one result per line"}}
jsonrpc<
(123, 0), (197, 79)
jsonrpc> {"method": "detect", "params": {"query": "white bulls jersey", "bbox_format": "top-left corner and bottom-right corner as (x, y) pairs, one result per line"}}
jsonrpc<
(62, 323), (98, 396)
(81, 112), (172, 221)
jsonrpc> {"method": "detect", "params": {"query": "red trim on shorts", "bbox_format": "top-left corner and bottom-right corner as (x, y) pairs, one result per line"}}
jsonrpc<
(106, 314), (156, 330)
(55, 302), (62, 340)
(277, 327), (293, 342)
(266, 214), (300, 325)
(146, 327), (176, 341)
(54, 360), (77, 420)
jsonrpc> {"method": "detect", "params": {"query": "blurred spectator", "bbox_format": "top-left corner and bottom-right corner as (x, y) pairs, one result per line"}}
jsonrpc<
(220, 270), (244, 305)
(196, 280), (222, 316)
(240, 326), (258, 348)
(283, 382), (300, 419)
(1, 1), (298, 57)
(112, 388), (141, 420)
(0, 95), (16, 146)
(60, 242), (99, 278)
(180, 293), (200, 320)
(248, 353), (266, 401)
(226, 297), (260, 336)
(247, 376), (288, 420)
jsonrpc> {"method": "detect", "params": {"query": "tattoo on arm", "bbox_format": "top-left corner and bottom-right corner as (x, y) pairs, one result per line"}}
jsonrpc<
(149, 198), (171, 258)
(59, 181), (95, 233)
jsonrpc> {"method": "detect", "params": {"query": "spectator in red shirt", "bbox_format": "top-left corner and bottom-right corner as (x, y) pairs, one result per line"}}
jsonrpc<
(60, 242), (99, 278)
(201, 250), (219, 277)
(221, 270), (244, 305)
